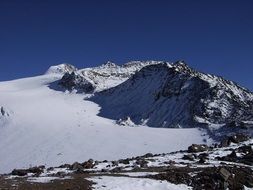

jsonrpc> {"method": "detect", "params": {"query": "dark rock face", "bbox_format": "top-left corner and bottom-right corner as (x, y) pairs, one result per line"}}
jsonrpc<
(59, 72), (95, 93)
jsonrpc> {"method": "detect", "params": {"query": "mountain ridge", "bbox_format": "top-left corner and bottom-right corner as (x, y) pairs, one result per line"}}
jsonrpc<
(52, 60), (253, 133)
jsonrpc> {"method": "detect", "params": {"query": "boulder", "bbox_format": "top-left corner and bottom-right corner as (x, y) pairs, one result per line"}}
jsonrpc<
(112, 161), (119, 166)
(111, 167), (122, 172)
(219, 168), (231, 181)
(143, 153), (153, 158)
(71, 162), (83, 170)
(188, 144), (209, 153)
(219, 139), (231, 148)
(229, 134), (250, 144)
(198, 157), (206, 164)
(119, 159), (130, 165)
(182, 154), (195, 161)
(82, 159), (95, 169)
(136, 159), (148, 167)
(11, 169), (29, 176)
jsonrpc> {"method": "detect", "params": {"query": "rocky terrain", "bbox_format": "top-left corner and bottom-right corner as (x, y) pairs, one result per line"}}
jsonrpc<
(0, 133), (252, 190)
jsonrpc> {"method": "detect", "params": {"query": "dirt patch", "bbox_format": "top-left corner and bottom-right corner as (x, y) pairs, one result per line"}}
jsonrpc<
(0, 174), (93, 190)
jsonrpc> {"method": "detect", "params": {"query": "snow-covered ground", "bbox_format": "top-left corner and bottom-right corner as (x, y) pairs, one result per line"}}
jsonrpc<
(0, 74), (209, 173)
(89, 176), (192, 190)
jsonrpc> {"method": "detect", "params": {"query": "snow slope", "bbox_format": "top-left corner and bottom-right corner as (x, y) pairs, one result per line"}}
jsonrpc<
(0, 73), (207, 173)
(90, 176), (192, 190)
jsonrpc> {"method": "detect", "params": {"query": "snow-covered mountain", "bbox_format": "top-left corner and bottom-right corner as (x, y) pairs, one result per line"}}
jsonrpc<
(56, 60), (253, 131)
(96, 62), (252, 130)
(0, 61), (209, 173)
(0, 60), (252, 173)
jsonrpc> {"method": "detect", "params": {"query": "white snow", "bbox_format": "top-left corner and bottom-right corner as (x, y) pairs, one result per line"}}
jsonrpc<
(0, 74), (207, 173)
(45, 63), (77, 75)
(117, 172), (159, 177)
(244, 186), (253, 190)
(27, 176), (71, 183)
(75, 60), (164, 92)
(89, 176), (192, 190)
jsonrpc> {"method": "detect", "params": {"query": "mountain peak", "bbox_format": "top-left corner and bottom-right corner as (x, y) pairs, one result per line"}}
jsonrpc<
(45, 63), (77, 75)
(102, 61), (117, 67)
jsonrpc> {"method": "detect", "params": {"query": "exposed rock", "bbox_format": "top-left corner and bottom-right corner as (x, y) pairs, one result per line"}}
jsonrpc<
(241, 152), (253, 166)
(143, 153), (153, 158)
(119, 159), (130, 165)
(219, 168), (231, 181)
(90, 61), (253, 133)
(219, 139), (231, 147)
(188, 144), (209, 153)
(198, 157), (206, 164)
(182, 154), (195, 161)
(59, 72), (95, 93)
(70, 162), (83, 170)
(11, 169), (28, 176)
(219, 134), (250, 148)
(82, 159), (95, 169)
(0, 106), (10, 117)
(111, 161), (119, 166)
(116, 116), (136, 127)
(110, 167), (122, 173)
(59, 163), (71, 169)
(135, 159), (148, 168)
(238, 145), (252, 154)
(11, 166), (44, 176)
(229, 134), (250, 143)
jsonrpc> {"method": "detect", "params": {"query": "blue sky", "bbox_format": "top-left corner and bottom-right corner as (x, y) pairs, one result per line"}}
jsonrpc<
(0, 0), (253, 90)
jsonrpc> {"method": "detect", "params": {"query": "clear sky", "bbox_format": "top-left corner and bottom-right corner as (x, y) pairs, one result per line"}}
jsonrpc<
(0, 0), (252, 90)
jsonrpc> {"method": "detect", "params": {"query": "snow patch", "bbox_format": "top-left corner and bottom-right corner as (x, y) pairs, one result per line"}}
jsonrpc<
(89, 176), (192, 190)
(45, 63), (77, 75)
